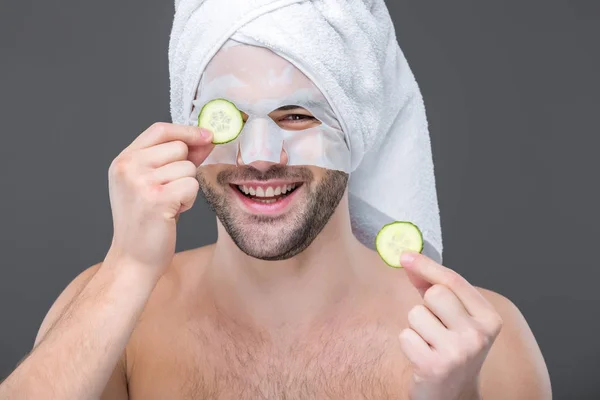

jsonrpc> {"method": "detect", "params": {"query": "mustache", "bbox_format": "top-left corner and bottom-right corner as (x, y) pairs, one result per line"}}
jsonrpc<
(217, 165), (314, 185)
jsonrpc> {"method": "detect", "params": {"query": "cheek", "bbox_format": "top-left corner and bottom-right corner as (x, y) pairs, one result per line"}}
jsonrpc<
(305, 166), (327, 185)
(197, 165), (224, 186)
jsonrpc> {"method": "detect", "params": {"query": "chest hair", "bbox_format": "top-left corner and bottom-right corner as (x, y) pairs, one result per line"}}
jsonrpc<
(174, 316), (405, 400)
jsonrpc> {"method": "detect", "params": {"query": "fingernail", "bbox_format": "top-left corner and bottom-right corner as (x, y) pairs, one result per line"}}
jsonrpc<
(199, 128), (212, 140)
(400, 251), (416, 266)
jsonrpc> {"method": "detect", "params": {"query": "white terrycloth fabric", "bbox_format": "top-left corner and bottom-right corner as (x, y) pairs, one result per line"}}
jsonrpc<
(169, 0), (443, 262)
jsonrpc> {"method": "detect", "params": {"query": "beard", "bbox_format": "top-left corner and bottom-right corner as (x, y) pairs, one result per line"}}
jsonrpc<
(197, 165), (348, 261)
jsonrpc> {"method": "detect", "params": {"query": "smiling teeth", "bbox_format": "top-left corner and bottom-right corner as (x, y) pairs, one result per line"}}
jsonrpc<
(238, 184), (297, 197)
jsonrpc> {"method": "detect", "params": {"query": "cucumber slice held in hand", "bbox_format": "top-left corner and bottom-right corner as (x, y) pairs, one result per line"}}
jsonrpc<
(376, 221), (424, 268)
(197, 99), (244, 144)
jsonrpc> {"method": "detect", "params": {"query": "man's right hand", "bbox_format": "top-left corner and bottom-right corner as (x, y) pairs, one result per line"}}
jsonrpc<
(106, 122), (214, 275)
(0, 123), (214, 400)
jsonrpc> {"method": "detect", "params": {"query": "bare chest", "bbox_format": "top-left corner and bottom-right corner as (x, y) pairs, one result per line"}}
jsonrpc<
(127, 317), (409, 400)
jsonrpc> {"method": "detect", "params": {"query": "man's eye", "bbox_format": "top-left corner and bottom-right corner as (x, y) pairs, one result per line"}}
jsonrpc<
(282, 114), (316, 122)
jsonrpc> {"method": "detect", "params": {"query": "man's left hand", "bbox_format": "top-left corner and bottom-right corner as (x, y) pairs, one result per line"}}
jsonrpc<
(398, 252), (504, 400)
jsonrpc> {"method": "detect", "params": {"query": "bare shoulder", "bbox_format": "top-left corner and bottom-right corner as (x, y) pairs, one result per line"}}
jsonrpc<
(132, 244), (216, 305)
(476, 287), (523, 321)
(173, 244), (215, 269)
(475, 287), (553, 399)
(165, 244), (215, 286)
(475, 286), (539, 355)
(37, 244), (215, 341)
(476, 287), (546, 352)
(34, 263), (102, 346)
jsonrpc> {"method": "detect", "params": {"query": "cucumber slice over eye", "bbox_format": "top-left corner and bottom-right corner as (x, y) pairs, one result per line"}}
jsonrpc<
(375, 221), (424, 268)
(197, 99), (244, 144)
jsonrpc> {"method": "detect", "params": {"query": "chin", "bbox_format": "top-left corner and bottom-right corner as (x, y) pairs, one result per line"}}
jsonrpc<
(225, 214), (315, 261)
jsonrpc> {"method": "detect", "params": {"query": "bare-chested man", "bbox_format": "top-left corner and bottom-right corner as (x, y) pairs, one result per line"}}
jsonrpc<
(0, 0), (552, 399)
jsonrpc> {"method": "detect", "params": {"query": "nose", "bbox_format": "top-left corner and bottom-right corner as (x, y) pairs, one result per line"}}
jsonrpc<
(236, 147), (289, 172)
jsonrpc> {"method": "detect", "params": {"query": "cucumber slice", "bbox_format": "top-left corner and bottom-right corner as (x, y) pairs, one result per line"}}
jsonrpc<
(375, 221), (424, 268)
(198, 99), (244, 144)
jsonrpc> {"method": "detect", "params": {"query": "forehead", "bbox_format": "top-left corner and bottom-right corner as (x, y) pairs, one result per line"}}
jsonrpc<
(202, 44), (322, 104)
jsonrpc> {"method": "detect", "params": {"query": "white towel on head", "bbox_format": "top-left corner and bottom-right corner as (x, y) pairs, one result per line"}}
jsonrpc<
(169, 0), (443, 262)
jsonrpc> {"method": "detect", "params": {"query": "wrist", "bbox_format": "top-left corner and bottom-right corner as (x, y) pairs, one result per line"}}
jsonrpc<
(102, 249), (163, 288)
(458, 380), (482, 400)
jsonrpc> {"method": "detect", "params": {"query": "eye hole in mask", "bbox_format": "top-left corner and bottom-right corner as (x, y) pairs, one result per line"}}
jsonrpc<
(239, 105), (323, 132)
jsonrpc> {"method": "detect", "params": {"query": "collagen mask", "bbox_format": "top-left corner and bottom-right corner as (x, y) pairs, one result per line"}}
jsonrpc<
(189, 40), (352, 172)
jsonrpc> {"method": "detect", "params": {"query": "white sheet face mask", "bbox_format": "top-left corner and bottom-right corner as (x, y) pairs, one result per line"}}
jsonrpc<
(189, 40), (352, 172)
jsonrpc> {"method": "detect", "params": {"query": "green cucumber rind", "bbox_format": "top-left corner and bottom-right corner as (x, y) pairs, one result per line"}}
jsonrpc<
(197, 98), (245, 145)
(375, 221), (424, 268)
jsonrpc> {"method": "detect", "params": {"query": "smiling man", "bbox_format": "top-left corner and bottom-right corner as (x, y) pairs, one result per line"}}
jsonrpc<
(0, 1), (552, 399)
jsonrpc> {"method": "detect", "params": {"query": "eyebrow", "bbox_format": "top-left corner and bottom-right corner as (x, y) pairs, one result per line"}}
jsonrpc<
(274, 105), (305, 111)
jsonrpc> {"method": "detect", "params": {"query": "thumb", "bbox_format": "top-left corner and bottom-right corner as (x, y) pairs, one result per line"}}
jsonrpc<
(188, 143), (215, 167)
(187, 128), (215, 167)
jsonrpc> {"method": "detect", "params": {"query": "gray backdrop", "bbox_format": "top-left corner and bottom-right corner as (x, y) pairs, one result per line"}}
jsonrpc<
(1, 1), (599, 398)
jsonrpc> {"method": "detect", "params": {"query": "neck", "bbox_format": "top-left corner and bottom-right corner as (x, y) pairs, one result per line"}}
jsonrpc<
(204, 194), (370, 333)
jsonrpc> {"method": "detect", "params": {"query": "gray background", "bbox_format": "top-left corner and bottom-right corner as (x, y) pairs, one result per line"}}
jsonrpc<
(1, 0), (598, 398)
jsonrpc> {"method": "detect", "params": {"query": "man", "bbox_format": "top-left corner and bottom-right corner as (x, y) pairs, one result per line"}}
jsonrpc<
(0, 0), (551, 399)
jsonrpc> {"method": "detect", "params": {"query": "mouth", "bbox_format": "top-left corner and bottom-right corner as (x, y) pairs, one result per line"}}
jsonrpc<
(229, 181), (304, 215)
(233, 182), (301, 202)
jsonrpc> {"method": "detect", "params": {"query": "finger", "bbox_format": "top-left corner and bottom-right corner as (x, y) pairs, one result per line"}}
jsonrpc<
(423, 284), (471, 330)
(164, 176), (200, 215)
(187, 142), (216, 167)
(400, 252), (494, 319)
(138, 141), (189, 168)
(151, 160), (198, 185)
(405, 267), (432, 298)
(407, 304), (449, 349)
(398, 328), (434, 368)
(128, 123), (212, 151)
